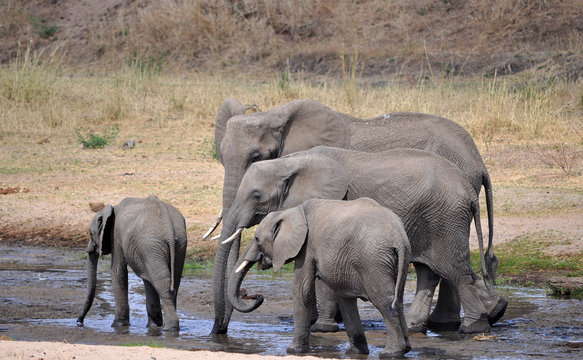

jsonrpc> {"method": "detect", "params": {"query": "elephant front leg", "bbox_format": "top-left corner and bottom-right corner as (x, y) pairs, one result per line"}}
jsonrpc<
(336, 297), (369, 355)
(428, 280), (462, 331)
(111, 260), (130, 327)
(311, 278), (340, 333)
(143, 280), (163, 328)
(406, 263), (439, 333)
(288, 268), (316, 354)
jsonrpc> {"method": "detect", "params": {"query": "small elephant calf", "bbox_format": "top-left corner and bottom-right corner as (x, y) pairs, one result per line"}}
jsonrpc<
(77, 195), (187, 331)
(229, 198), (412, 357)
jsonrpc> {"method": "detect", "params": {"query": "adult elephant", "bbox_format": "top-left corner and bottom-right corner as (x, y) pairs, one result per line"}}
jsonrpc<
(219, 146), (507, 334)
(76, 195), (188, 331)
(209, 98), (496, 334)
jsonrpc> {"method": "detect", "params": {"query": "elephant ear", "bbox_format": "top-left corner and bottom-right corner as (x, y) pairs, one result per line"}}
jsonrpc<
(279, 153), (349, 210)
(269, 100), (351, 156)
(272, 207), (308, 272)
(215, 98), (250, 164)
(88, 205), (114, 256)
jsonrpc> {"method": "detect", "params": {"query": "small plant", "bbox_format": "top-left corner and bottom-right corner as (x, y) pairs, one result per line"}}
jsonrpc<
(75, 125), (119, 149)
(340, 46), (360, 112)
(539, 143), (582, 176)
(31, 17), (58, 39)
(201, 137), (219, 160)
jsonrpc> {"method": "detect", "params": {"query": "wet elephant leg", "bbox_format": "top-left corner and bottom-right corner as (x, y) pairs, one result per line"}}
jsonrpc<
(143, 280), (163, 327)
(428, 279), (462, 331)
(457, 281), (491, 333)
(471, 271), (508, 325)
(407, 263), (440, 333)
(337, 297), (368, 355)
(111, 256), (130, 327)
(311, 278), (340, 332)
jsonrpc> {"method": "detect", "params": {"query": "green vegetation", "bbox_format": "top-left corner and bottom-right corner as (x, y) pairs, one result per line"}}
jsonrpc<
(75, 125), (120, 149)
(122, 341), (165, 348)
(471, 230), (583, 283)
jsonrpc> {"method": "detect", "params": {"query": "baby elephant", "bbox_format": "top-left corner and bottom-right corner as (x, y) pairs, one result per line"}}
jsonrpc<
(229, 198), (411, 357)
(77, 195), (187, 331)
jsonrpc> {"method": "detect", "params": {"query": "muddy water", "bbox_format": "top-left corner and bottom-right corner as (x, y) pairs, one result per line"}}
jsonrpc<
(1, 245), (582, 359)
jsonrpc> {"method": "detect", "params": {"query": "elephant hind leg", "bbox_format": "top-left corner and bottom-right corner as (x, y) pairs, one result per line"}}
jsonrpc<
(336, 297), (369, 355)
(456, 282), (491, 334)
(144, 280), (163, 328)
(471, 271), (508, 325)
(149, 275), (180, 331)
(428, 280), (462, 331)
(368, 291), (410, 357)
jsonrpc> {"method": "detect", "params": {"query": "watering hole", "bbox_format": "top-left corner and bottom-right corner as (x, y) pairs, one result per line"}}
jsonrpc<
(0, 245), (582, 359)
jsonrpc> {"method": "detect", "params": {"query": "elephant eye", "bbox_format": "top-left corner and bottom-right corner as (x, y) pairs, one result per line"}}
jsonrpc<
(250, 151), (262, 163)
(252, 190), (261, 202)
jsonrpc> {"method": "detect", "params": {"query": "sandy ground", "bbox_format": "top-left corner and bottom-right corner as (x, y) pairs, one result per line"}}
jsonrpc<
(0, 340), (330, 360)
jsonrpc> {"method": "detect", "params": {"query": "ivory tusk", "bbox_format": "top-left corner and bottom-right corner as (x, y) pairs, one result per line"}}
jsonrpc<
(211, 234), (221, 240)
(235, 260), (249, 273)
(222, 228), (243, 245)
(203, 208), (223, 239)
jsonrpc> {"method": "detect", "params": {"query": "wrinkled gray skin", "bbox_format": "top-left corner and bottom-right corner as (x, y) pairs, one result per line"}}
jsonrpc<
(76, 195), (187, 331)
(220, 146), (507, 334)
(212, 98), (496, 334)
(229, 198), (412, 357)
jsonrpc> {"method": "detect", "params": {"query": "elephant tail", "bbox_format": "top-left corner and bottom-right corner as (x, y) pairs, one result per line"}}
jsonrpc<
(472, 199), (493, 293)
(391, 239), (411, 313)
(483, 171), (498, 284)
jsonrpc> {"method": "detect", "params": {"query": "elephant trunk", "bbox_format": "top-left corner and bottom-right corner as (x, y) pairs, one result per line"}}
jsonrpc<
(76, 251), (99, 326)
(228, 243), (265, 313)
(210, 205), (242, 334)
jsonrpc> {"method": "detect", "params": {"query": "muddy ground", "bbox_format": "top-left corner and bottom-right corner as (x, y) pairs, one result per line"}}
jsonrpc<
(1, 245), (582, 359)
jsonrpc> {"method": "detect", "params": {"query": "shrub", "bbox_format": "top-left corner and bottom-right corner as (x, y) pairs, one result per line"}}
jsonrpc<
(75, 125), (119, 149)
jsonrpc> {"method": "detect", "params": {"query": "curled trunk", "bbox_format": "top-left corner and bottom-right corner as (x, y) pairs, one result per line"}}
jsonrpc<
(76, 251), (99, 326)
(228, 243), (265, 313)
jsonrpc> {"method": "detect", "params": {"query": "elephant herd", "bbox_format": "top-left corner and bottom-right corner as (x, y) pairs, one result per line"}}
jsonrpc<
(77, 99), (508, 357)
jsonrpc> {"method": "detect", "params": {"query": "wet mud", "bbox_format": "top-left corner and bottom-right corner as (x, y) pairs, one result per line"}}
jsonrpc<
(1, 245), (582, 359)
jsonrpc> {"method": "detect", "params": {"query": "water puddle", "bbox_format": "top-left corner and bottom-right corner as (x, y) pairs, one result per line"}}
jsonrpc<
(1, 245), (582, 358)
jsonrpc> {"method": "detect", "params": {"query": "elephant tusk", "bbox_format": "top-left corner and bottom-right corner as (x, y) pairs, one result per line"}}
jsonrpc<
(211, 234), (221, 240)
(235, 260), (249, 273)
(203, 208), (223, 239)
(222, 228), (243, 245)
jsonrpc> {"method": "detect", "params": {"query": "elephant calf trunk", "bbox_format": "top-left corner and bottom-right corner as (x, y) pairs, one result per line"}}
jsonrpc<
(77, 252), (99, 326)
(228, 259), (264, 313)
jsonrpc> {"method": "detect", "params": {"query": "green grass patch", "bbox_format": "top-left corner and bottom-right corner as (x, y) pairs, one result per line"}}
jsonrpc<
(470, 230), (583, 281)
(121, 341), (165, 348)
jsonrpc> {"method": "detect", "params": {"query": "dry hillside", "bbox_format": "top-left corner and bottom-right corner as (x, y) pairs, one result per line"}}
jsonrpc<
(1, 0), (582, 80)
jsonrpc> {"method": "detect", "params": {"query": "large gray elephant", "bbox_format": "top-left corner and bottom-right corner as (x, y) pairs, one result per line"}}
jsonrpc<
(228, 198), (411, 357)
(209, 98), (496, 334)
(76, 195), (188, 331)
(219, 146), (507, 333)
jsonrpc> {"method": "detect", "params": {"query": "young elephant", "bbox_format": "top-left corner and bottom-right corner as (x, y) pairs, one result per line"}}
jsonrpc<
(76, 195), (187, 331)
(229, 198), (412, 357)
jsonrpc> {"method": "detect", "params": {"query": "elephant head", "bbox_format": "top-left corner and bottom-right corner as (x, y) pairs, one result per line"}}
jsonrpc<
(228, 207), (309, 313)
(215, 98), (350, 215)
(76, 205), (114, 326)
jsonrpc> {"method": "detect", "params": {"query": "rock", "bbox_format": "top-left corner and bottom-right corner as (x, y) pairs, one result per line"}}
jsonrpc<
(122, 139), (135, 149)
(89, 202), (105, 212)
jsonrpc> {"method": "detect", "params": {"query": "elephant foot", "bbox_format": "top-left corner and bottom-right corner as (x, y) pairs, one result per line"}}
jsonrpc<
(162, 323), (180, 332)
(459, 314), (490, 334)
(407, 320), (427, 334)
(111, 318), (130, 327)
(286, 343), (309, 354)
(311, 321), (340, 333)
(379, 348), (408, 358)
(346, 344), (369, 355)
(427, 319), (461, 332)
(487, 297), (508, 325)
